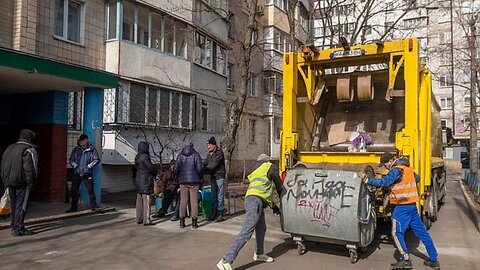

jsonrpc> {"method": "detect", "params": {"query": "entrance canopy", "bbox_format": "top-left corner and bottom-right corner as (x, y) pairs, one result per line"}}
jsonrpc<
(0, 47), (118, 93)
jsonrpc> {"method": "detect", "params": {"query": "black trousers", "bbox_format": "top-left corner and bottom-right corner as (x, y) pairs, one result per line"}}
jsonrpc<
(70, 174), (97, 210)
(159, 188), (177, 213)
(8, 186), (29, 233)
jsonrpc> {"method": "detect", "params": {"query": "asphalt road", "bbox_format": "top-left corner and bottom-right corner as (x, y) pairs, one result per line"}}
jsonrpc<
(0, 171), (479, 270)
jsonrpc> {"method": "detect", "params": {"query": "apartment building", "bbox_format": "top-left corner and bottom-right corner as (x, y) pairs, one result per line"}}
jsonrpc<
(101, 0), (228, 191)
(0, 0), (118, 202)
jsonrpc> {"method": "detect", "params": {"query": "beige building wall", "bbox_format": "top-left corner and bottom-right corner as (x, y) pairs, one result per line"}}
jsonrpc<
(0, 0), (15, 48)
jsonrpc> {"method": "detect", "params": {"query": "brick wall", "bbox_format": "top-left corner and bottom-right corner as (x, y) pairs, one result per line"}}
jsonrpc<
(31, 124), (68, 202)
(35, 0), (106, 69)
(102, 165), (136, 193)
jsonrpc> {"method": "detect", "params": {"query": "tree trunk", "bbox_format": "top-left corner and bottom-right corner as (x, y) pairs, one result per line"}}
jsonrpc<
(222, 1), (257, 181)
(468, 17), (478, 176)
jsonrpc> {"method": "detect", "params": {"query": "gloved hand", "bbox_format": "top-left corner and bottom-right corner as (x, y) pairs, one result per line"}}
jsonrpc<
(272, 204), (281, 215)
(357, 171), (368, 184)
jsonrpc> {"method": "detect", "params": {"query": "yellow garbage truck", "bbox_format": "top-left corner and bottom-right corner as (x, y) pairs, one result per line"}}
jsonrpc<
(279, 38), (447, 261)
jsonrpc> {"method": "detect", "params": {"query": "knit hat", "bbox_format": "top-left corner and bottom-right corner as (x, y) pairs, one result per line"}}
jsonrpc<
(379, 152), (394, 167)
(257, 153), (270, 162)
(19, 129), (36, 143)
(208, 136), (217, 145)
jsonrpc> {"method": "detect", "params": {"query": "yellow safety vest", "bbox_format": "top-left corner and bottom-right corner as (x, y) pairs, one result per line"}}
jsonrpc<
(246, 162), (274, 207)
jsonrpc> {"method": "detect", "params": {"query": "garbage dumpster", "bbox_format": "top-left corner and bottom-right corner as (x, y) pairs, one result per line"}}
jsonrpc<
(280, 168), (376, 263)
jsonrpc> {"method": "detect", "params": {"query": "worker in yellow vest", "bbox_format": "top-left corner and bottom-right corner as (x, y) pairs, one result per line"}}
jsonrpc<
(358, 153), (440, 270)
(216, 154), (282, 270)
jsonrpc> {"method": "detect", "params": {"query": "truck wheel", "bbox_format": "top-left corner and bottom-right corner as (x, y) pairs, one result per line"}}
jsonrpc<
(296, 242), (306, 255)
(430, 182), (438, 222)
(422, 213), (432, 230)
(349, 249), (358, 264)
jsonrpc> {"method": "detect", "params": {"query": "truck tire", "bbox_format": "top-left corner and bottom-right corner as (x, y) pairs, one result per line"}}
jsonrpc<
(422, 213), (432, 230)
(429, 179), (438, 222)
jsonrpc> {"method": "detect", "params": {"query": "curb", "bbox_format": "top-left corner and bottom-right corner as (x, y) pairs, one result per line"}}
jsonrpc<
(459, 180), (480, 234)
(0, 207), (116, 230)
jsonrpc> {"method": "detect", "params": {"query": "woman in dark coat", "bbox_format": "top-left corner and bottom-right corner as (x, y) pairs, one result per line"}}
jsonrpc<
(134, 141), (157, 226)
(156, 160), (178, 217)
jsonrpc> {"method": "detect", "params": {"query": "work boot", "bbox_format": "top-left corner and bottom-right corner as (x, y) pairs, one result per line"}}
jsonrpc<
(13, 229), (35, 237)
(207, 211), (218, 221)
(391, 260), (413, 270)
(179, 218), (186, 228)
(424, 260), (441, 270)
(253, 253), (274, 262)
(215, 212), (225, 223)
(65, 207), (78, 213)
(170, 215), (179, 222)
(192, 218), (198, 229)
(216, 259), (233, 270)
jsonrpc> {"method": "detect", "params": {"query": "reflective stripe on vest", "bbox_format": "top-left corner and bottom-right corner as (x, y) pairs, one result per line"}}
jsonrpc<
(246, 162), (274, 207)
(389, 165), (419, 205)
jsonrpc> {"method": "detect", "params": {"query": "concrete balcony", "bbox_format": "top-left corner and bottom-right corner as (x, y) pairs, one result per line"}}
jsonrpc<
(263, 93), (283, 116)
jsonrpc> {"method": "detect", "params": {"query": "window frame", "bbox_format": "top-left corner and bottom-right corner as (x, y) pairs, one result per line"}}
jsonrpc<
(54, 0), (85, 45)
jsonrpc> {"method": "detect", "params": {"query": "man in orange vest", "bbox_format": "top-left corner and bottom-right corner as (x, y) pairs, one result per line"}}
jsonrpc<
(358, 153), (440, 270)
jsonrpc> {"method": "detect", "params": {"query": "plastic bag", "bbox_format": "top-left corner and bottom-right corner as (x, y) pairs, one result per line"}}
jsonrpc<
(0, 189), (11, 216)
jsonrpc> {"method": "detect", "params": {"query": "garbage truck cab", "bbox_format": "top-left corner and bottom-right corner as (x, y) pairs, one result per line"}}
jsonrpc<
(280, 38), (447, 261)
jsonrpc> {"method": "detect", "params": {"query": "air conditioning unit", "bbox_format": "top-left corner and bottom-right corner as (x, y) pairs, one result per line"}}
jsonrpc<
(256, 5), (264, 16)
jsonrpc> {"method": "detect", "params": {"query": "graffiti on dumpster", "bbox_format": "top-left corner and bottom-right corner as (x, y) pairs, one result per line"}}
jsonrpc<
(298, 199), (339, 228)
(286, 174), (355, 208)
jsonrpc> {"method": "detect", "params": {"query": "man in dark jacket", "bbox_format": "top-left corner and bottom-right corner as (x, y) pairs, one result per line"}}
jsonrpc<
(175, 143), (203, 229)
(204, 136), (226, 222)
(134, 141), (158, 225)
(66, 134), (100, 213)
(1, 129), (38, 236)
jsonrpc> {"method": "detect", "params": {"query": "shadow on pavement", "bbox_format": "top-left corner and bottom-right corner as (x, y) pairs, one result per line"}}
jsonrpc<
(0, 212), (126, 250)
(235, 237), (293, 270)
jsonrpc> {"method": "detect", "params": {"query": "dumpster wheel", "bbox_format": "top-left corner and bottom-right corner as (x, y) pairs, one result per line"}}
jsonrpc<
(296, 241), (306, 255)
(349, 249), (358, 264)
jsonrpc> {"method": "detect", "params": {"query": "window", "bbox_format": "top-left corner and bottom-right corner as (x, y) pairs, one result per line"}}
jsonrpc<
(299, 4), (309, 32)
(159, 89), (171, 126)
(439, 32), (451, 44)
(201, 99), (208, 131)
(120, 1), (187, 58)
(365, 25), (372, 35)
(251, 29), (258, 46)
(266, 0), (288, 11)
(129, 83), (146, 124)
(115, 80), (194, 128)
(441, 119), (447, 128)
(249, 73), (258, 96)
(107, 0), (117, 39)
(137, 6), (149, 46)
(175, 21), (187, 57)
(68, 91), (83, 130)
(194, 32), (227, 74)
(122, 1), (135, 42)
(151, 13), (162, 49)
(439, 75), (453, 87)
(227, 63), (234, 89)
(249, 119), (257, 143)
(267, 27), (286, 52)
(164, 17), (175, 54)
(463, 115), (471, 127)
(264, 71), (283, 95)
(147, 87), (158, 124)
(463, 70), (472, 84)
(54, 0), (83, 43)
(440, 97), (452, 109)
(464, 96), (471, 107)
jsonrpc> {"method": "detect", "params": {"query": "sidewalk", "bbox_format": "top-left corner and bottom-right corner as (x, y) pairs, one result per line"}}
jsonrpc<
(0, 182), (249, 230)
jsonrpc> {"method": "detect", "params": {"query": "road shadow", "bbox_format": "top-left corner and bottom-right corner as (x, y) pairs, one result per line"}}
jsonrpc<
(235, 237), (293, 270)
(0, 211), (126, 250)
(453, 196), (476, 225)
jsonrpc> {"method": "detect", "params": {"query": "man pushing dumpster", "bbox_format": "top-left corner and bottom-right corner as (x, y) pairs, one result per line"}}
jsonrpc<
(358, 152), (440, 270)
(216, 154), (282, 270)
